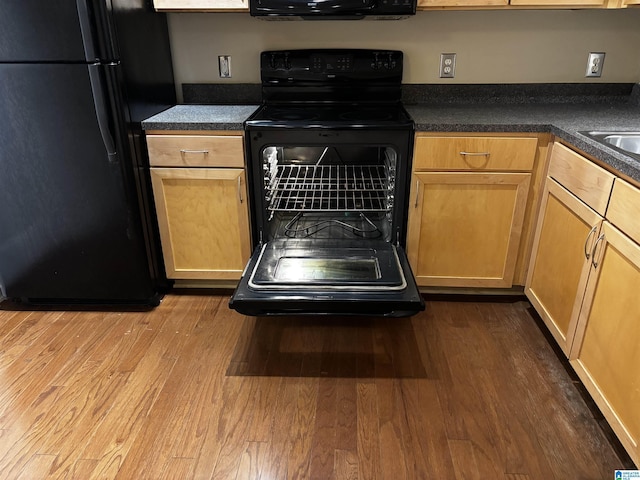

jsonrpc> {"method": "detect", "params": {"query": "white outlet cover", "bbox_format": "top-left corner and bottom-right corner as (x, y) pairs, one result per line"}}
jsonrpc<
(586, 52), (605, 78)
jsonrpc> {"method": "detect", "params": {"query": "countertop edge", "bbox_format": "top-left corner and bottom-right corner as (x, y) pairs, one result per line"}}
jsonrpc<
(141, 104), (640, 183)
(142, 121), (247, 131)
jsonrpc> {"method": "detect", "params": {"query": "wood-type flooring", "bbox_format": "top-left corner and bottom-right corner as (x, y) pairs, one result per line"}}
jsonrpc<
(0, 293), (634, 479)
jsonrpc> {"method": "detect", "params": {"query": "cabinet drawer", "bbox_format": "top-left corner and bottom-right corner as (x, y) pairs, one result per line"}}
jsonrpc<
(607, 179), (640, 245)
(548, 142), (614, 216)
(413, 136), (538, 171)
(147, 134), (244, 167)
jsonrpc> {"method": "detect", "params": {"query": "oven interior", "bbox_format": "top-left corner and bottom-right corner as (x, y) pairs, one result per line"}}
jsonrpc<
(262, 144), (397, 242)
(249, 141), (406, 289)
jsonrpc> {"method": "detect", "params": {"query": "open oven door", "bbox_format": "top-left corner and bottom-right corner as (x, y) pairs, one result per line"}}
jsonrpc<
(229, 238), (424, 317)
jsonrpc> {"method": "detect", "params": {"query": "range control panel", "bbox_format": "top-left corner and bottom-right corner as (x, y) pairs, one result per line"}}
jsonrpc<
(260, 49), (405, 104)
(262, 49), (403, 78)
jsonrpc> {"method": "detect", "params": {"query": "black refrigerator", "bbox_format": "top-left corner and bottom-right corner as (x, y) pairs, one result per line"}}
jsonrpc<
(0, 0), (176, 307)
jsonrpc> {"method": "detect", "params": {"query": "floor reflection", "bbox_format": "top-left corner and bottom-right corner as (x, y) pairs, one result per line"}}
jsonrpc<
(226, 316), (429, 378)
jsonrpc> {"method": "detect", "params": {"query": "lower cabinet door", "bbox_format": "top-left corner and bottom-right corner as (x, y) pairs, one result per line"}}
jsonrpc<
(150, 167), (251, 280)
(570, 221), (640, 467)
(406, 171), (530, 288)
(525, 178), (603, 355)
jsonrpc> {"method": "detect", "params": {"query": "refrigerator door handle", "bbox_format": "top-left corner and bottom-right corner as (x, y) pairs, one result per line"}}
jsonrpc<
(76, 0), (98, 61)
(88, 65), (117, 159)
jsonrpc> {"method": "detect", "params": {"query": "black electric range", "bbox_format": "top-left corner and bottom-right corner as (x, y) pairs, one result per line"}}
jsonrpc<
(230, 49), (424, 317)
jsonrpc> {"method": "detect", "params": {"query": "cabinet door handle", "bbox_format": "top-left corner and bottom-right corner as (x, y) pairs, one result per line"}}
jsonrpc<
(238, 176), (244, 203)
(460, 151), (491, 157)
(591, 233), (606, 269)
(180, 149), (209, 156)
(414, 180), (420, 208)
(584, 225), (598, 260)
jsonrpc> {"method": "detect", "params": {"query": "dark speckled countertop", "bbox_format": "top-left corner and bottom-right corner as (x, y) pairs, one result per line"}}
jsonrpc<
(142, 105), (260, 131)
(406, 102), (640, 183)
(141, 84), (640, 183)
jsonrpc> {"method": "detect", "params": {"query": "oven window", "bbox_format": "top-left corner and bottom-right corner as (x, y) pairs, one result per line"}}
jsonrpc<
(261, 144), (397, 243)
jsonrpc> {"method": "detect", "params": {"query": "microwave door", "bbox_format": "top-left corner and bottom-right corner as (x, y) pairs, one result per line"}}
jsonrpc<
(229, 240), (424, 317)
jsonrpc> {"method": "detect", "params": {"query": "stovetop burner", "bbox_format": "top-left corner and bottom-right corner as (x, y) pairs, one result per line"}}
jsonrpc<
(268, 109), (320, 121)
(338, 109), (395, 122)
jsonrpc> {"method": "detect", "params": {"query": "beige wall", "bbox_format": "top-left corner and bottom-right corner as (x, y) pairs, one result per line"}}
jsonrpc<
(168, 9), (640, 97)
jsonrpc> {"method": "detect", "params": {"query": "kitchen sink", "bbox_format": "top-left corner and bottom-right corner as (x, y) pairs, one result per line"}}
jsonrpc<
(581, 131), (640, 161)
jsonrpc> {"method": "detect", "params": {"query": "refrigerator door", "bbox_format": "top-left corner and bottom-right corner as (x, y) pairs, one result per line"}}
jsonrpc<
(0, 63), (158, 304)
(0, 0), (114, 63)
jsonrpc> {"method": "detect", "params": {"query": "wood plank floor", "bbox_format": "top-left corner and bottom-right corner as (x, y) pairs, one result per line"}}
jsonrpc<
(0, 293), (634, 479)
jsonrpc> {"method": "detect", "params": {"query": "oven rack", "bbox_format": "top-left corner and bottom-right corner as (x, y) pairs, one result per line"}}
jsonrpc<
(266, 164), (390, 212)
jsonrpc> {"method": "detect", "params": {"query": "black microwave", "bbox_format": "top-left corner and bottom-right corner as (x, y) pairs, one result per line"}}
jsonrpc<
(250, 0), (417, 19)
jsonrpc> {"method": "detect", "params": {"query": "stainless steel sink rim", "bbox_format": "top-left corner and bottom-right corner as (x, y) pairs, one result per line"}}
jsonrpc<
(600, 135), (640, 155)
(579, 131), (640, 161)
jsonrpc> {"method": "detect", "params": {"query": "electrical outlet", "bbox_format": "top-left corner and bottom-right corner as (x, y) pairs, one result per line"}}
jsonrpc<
(586, 52), (605, 78)
(218, 55), (232, 78)
(440, 53), (456, 79)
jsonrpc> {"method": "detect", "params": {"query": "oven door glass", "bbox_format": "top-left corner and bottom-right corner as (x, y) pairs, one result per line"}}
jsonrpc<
(229, 241), (423, 317)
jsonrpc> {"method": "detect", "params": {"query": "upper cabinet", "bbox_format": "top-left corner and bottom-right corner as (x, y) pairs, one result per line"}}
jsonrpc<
(509, 0), (609, 6)
(418, 0), (622, 7)
(418, 0), (507, 6)
(157, 0), (627, 9)
(153, 0), (249, 11)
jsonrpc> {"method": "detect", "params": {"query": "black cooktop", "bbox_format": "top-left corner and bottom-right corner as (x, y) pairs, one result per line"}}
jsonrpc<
(247, 49), (414, 130)
(246, 104), (414, 129)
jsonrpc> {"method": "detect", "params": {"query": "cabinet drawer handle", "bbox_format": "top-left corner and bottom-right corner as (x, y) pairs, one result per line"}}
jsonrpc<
(591, 233), (605, 269)
(460, 151), (491, 157)
(238, 176), (244, 203)
(414, 179), (420, 208)
(180, 149), (209, 157)
(584, 225), (598, 260)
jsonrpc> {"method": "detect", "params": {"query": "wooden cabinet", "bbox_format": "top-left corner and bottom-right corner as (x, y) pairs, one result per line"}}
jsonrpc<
(412, 136), (538, 171)
(159, 0), (624, 11)
(569, 179), (640, 466)
(147, 132), (251, 281)
(153, 0), (249, 11)
(526, 142), (640, 465)
(525, 142), (614, 355)
(606, 178), (640, 245)
(418, 0), (616, 7)
(509, 0), (608, 6)
(418, 0), (506, 6)
(147, 134), (245, 168)
(407, 134), (539, 288)
(158, 0), (627, 8)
